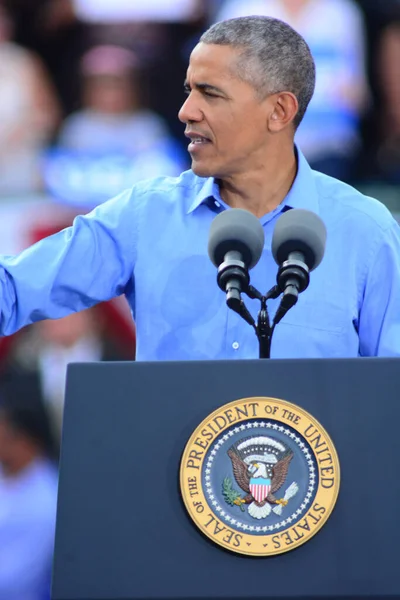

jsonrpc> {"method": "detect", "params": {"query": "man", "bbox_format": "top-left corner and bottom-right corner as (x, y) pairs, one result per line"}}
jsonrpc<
(0, 16), (399, 358)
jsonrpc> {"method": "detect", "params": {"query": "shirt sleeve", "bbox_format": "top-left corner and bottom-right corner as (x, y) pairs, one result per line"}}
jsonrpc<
(358, 218), (400, 356)
(0, 188), (140, 336)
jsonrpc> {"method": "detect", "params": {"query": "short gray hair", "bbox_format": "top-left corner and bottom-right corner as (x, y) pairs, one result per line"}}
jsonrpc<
(200, 16), (315, 128)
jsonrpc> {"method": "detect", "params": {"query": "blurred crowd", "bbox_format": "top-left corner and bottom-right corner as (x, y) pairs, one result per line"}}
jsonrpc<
(0, 1), (399, 598)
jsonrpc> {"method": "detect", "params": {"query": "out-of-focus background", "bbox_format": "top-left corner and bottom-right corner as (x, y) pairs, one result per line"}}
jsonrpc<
(0, 1), (399, 598)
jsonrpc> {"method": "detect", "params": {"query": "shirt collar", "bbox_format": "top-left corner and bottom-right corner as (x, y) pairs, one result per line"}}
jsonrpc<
(186, 146), (320, 216)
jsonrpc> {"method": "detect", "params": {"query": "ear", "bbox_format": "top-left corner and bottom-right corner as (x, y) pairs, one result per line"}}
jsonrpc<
(267, 92), (299, 132)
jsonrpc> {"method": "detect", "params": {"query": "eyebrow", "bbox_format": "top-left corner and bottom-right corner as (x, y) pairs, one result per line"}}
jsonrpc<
(184, 81), (226, 95)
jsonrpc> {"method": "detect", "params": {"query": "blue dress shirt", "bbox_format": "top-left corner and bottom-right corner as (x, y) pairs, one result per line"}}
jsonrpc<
(0, 149), (399, 358)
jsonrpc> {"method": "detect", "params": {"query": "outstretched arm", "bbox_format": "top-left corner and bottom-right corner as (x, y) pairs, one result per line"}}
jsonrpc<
(0, 188), (139, 336)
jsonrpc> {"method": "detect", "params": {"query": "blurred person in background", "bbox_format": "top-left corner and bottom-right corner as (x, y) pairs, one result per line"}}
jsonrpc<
(0, 382), (58, 600)
(67, 0), (208, 149)
(2, 0), (86, 116)
(213, 0), (370, 182)
(2, 307), (128, 443)
(0, 5), (60, 196)
(49, 44), (186, 207)
(58, 44), (170, 155)
(377, 17), (400, 183)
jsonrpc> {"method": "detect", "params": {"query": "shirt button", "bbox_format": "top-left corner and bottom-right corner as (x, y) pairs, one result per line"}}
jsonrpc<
(215, 201), (221, 208)
(232, 341), (239, 350)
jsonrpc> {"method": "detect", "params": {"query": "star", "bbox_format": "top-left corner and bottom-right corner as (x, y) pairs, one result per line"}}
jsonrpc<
(231, 519), (237, 525)
(205, 468), (210, 474)
(240, 425), (246, 431)
(216, 506), (222, 512)
(249, 526), (255, 532)
(253, 422), (259, 427)
(233, 427), (240, 433)
(286, 516), (293, 523)
(212, 500), (217, 506)
(222, 434), (229, 441)
(221, 511), (226, 517)
(299, 442), (305, 449)
(255, 526), (261, 532)
(209, 494), (214, 500)
(300, 502), (307, 510)
(246, 423), (253, 429)
(272, 424), (278, 430)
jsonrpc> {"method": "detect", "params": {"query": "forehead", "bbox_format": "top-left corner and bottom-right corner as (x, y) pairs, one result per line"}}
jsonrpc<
(186, 42), (242, 84)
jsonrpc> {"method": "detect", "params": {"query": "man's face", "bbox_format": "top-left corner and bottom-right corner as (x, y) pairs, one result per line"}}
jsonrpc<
(178, 43), (274, 179)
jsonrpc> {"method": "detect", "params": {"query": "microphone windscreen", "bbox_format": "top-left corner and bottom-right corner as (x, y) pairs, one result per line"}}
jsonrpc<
(271, 209), (326, 271)
(208, 208), (265, 269)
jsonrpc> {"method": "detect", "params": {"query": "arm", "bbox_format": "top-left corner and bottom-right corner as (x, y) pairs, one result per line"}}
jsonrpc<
(0, 188), (139, 336)
(358, 219), (400, 356)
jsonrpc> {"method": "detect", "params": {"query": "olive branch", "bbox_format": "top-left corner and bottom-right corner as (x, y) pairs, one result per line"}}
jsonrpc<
(222, 477), (245, 511)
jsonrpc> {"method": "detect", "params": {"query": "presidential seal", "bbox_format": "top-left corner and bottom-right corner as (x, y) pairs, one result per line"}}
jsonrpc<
(180, 397), (340, 556)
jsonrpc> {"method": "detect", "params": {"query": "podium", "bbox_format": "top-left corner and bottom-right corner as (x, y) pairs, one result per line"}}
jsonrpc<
(52, 358), (400, 600)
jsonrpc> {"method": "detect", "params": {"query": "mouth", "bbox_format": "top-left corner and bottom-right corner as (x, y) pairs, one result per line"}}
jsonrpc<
(185, 132), (212, 154)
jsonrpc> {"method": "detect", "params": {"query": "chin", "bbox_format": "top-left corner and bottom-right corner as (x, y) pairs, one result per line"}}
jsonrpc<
(191, 159), (217, 179)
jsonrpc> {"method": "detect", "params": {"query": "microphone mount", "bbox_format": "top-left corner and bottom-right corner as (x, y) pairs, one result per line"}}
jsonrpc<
(210, 207), (326, 359)
(219, 256), (305, 359)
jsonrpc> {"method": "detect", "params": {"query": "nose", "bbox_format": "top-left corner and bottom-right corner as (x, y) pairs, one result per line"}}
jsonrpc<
(178, 92), (203, 124)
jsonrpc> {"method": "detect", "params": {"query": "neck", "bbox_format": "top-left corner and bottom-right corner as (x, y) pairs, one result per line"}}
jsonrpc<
(218, 145), (297, 218)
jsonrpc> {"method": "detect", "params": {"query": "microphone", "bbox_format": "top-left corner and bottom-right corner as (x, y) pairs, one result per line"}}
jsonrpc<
(208, 209), (264, 315)
(271, 208), (326, 323)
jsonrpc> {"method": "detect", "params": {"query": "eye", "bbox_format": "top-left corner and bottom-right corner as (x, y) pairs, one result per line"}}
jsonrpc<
(183, 86), (191, 96)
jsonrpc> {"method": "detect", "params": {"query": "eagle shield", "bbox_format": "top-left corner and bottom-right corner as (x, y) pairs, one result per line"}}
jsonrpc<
(249, 478), (271, 502)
